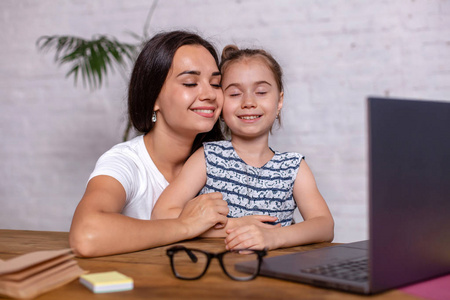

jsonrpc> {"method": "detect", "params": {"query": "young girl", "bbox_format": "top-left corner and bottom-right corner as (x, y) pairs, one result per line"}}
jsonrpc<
(152, 45), (334, 251)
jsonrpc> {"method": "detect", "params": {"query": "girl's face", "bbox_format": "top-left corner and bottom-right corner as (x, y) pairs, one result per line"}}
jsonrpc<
(154, 45), (223, 138)
(221, 58), (283, 140)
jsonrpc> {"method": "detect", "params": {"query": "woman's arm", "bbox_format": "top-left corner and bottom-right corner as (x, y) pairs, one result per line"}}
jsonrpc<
(69, 175), (228, 257)
(224, 160), (334, 250)
(151, 148), (210, 220)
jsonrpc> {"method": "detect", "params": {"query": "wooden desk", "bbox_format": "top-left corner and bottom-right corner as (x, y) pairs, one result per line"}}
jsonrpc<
(0, 230), (415, 299)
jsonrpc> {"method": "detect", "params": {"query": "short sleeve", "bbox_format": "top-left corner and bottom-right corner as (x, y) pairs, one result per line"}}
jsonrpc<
(88, 149), (139, 200)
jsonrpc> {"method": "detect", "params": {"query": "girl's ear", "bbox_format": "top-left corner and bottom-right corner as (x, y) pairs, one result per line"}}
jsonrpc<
(277, 91), (284, 113)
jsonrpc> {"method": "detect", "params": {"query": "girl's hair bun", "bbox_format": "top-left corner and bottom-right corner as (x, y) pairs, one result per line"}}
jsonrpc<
(221, 44), (240, 61)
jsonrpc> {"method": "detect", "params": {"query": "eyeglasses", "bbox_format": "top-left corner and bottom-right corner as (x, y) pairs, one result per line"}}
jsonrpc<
(166, 245), (267, 281)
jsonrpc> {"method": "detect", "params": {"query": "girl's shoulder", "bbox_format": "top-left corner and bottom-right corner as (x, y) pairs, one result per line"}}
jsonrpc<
(270, 150), (304, 169)
(202, 140), (232, 151)
(273, 149), (304, 161)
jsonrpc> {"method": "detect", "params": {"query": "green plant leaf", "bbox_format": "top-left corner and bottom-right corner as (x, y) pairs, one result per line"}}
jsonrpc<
(36, 35), (138, 90)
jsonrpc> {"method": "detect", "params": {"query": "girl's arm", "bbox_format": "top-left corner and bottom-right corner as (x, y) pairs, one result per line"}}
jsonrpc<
(69, 174), (229, 257)
(224, 159), (334, 250)
(152, 147), (280, 235)
(151, 147), (211, 220)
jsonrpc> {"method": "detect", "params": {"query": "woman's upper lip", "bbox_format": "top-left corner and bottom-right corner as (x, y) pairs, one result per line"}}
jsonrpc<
(190, 106), (216, 112)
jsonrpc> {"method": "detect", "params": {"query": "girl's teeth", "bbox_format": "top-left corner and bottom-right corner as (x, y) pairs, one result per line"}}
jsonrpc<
(240, 115), (260, 120)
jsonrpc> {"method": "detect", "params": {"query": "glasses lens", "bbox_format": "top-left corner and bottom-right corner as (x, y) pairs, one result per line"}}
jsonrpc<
(222, 250), (259, 280)
(172, 249), (208, 279)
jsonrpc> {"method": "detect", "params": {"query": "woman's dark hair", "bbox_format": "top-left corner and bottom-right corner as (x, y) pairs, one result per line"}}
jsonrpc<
(128, 30), (223, 153)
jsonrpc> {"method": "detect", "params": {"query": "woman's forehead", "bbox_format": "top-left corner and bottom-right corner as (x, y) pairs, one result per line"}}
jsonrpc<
(171, 45), (218, 75)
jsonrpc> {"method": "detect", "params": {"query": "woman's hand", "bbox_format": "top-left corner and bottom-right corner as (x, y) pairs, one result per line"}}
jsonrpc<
(225, 223), (280, 251)
(178, 192), (229, 238)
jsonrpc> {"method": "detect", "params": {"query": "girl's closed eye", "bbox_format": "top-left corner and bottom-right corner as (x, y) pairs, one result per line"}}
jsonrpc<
(255, 86), (269, 95)
(226, 88), (242, 97)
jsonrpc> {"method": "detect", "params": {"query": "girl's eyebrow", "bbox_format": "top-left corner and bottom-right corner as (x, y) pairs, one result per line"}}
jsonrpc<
(224, 80), (271, 91)
(177, 70), (221, 77)
(255, 80), (272, 86)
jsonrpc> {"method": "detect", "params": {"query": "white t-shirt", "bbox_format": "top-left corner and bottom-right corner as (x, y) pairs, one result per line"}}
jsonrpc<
(88, 135), (168, 220)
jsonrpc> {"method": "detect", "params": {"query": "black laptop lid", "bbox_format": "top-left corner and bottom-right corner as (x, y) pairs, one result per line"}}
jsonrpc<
(368, 97), (450, 293)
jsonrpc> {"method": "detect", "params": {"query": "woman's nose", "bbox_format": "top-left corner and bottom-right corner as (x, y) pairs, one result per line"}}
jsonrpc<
(199, 83), (217, 101)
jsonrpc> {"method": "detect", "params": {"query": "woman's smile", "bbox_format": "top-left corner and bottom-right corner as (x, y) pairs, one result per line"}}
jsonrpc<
(191, 106), (217, 118)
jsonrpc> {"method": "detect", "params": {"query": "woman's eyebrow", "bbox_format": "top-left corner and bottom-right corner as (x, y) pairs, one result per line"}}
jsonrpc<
(177, 70), (200, 77)
(176, 71), (221, 77)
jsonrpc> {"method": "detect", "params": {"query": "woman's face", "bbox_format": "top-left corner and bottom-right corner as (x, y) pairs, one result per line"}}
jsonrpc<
(221, 58), (283, 140)
(154, 45), (223, 138)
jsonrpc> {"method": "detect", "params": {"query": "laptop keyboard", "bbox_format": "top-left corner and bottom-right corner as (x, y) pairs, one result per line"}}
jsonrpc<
(300, 257), (369, 282)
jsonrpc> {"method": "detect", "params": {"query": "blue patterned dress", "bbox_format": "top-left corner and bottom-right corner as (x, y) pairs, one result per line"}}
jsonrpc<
(199, 141), (303, 226)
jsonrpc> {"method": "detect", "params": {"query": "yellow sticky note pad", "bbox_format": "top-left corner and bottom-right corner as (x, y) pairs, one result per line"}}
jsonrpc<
(80, 271), (133, 293)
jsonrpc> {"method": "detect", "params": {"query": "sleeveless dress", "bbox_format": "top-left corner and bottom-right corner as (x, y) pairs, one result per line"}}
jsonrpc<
(199, 140), (303, 226)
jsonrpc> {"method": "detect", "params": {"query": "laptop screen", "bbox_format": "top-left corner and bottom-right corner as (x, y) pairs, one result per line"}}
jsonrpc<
(368, 97), (450, 292)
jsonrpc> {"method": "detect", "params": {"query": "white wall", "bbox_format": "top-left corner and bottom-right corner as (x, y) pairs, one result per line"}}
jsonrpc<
(1, 0), (449, 242)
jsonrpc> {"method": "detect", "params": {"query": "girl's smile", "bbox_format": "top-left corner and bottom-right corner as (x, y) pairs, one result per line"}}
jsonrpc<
(221, 58), (283, 140)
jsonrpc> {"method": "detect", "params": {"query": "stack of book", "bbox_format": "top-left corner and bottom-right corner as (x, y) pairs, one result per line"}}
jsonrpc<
(0, 248), (85, 299)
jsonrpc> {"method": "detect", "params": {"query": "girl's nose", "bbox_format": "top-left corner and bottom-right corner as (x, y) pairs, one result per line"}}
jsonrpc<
(241, 94), (257, 108)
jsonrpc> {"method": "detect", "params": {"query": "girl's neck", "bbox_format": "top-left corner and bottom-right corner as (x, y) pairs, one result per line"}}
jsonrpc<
(144, 128), (195, 183)
(231, 135), (274, 168)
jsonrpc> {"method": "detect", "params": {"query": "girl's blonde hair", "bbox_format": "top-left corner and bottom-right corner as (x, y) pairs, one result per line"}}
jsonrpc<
(220, 45), (283, 133)
(220, 45), (283, 93)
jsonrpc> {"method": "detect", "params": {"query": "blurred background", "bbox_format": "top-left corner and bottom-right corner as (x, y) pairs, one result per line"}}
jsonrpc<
(1, 0), (449, 242)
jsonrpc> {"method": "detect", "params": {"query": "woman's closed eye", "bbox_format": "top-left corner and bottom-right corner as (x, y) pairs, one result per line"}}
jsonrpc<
(183, 83), (197, 87)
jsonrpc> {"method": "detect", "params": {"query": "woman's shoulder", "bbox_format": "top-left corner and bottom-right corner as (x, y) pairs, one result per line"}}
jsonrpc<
(90, 135), (165, 188)
(107, 135), (144, 154)
(94, 135), (149, 170)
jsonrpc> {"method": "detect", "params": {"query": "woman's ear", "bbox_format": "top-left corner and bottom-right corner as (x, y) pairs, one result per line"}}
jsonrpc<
(153, 99), (160, 113)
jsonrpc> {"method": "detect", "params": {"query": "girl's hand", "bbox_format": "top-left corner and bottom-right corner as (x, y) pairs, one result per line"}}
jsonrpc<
(225, 225), (279, 251)
(228, 215), (280, 228)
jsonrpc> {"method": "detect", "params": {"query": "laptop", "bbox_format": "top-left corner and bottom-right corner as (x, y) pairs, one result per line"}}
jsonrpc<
(236, 96), (450, 294)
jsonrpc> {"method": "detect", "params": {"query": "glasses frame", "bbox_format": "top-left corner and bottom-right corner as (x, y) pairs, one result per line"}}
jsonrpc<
(166, 245), (267, 281)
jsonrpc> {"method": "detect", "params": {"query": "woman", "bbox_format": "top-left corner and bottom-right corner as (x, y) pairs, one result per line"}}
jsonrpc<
(69, 31), (230, 257)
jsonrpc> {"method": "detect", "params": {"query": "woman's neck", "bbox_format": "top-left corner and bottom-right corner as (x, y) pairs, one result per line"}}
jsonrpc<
(144, 129), (195, 183)
(231, 134), (274, 168)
